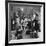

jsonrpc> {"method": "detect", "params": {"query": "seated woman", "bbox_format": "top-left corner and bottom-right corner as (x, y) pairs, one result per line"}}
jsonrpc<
(32, 19), (40, 32)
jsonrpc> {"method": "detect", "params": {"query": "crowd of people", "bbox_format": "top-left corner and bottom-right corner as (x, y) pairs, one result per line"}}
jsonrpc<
(11, 8), (40, 39)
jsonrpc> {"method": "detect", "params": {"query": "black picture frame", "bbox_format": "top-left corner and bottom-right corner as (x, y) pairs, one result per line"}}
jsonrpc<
(5, 1), (45, 46)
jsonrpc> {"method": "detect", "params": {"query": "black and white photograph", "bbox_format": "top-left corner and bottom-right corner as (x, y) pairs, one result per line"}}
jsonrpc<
(5, 1), (45, 45)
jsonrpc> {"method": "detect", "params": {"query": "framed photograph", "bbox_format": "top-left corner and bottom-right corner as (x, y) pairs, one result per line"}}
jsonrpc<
(5, 1), (45, 45)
